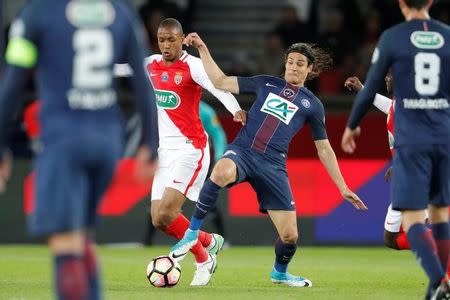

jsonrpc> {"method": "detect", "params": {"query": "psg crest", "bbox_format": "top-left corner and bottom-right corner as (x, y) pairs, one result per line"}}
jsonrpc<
(174, 72), (183, 85)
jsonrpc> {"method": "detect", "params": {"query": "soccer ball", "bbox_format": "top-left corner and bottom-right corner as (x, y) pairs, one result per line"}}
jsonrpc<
(146, 255), (181, 287)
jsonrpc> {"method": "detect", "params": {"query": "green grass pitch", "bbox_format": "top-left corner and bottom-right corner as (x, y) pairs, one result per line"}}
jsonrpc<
(0, 245), (427, 300)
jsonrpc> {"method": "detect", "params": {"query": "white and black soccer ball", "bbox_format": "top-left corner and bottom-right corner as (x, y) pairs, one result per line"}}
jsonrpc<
(146, 255), (181, 287)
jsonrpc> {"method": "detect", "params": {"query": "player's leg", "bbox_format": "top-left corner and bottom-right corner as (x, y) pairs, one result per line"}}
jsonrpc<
(428, 144), (450, 300)
(169, 157), (239, 258)
(48, 231), (88, 300)
(30, 143), (92, 300)
(268, 210), (311, 287)
(383, 204), (412, 250)
(150, 148), (213, 264)
(395, 145), (446, 298)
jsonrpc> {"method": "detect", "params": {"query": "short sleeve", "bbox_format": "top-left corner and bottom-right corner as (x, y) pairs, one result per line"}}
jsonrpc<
(237, 75), (266, 94)
(308, 102), (328, 140)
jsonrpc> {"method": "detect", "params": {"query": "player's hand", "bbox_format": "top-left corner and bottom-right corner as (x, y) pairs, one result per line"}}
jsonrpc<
(233, 110), (247, 125)
(344, 76), (363, 92)
(341, 187), (368, 210)
(134, 145), (157, 183)
(384, 166), (393, 182)
(0, 150), (13, 194)
(341, 126), (361, 154)
(183, 32), (205, 49)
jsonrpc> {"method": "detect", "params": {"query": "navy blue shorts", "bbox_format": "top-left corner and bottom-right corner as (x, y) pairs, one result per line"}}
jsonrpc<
(392, 144), (450, 211)
(222, 145), (295, 213)
(28, 134), (122, 236)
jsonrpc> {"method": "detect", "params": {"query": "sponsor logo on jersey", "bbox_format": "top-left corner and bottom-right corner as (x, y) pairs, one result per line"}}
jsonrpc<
(155, 89), (180, 109)
(174, 72), (183, 85)
(66, 0), (115, 28)
(410, 31), (444, 49)
(260, 92), (299, 125)
(282, 88), (295, 99)
(301, 98), (311, 108)
(161, 72), (169, 82)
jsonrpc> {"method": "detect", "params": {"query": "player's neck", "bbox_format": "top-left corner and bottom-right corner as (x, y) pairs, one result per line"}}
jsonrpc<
(404, 9), (430, 21)
(163, 51), (184, 66)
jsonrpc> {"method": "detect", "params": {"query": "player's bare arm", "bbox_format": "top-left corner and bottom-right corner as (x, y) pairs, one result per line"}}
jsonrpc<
(184, 32), (239, 94)
(314, 139), (368, 210)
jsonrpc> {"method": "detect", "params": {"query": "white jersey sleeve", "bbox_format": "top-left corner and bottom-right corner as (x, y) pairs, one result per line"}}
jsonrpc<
(373, 93), (391, 115)
(187, 56), (241, 115)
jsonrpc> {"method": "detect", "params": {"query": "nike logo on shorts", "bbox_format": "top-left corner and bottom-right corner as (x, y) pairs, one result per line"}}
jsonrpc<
(173, 179), (183, 184)
(265, 83), (277, 87)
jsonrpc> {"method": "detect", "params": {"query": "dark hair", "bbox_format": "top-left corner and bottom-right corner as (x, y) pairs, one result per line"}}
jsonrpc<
(404, 0), (429, 9)
(285, 43), (333, 80)
(159, 18), (183, 34)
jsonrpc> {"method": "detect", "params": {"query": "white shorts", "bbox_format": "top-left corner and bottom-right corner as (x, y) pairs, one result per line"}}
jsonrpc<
(151, 144), (210, 202)
(384, 203), (429, 233)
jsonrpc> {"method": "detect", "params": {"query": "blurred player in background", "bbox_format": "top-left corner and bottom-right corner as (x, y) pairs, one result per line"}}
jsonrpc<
(171, 33), (367, 287)
(0, 1), (158, 299)
(145, 18), (246, 286)
(144, 100), (230, 246)
(341, 0), (450, 299)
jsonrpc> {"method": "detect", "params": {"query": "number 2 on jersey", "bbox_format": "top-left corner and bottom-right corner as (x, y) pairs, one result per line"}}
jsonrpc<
(72, 29), (113, 89)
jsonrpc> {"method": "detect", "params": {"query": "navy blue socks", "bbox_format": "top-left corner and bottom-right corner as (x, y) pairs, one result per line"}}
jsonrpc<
(274, 239), (297, 273)
(190, 179), (222, 230)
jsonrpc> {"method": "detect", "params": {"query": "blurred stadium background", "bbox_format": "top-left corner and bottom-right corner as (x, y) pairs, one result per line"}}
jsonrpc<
(0, 0), (449, 247)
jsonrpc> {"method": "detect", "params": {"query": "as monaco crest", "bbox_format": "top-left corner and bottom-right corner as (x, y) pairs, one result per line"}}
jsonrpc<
(174, 72), (183, 85)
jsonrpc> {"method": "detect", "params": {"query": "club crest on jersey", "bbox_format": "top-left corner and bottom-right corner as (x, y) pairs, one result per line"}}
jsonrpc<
(261, 92), (299, 125)
(174, 72), (183, 85)
(410, 31), (444, 49)
(154, 89), (180, 109)
(161, 72), (169, 82)
(282, 88), (295, 99)
(301, 99), (311, 108)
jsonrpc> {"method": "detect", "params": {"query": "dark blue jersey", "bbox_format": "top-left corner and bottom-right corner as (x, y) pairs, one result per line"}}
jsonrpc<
(348, 19), (450, 146)
(0, 0), (158, 155)
(233, 75), (327, 158)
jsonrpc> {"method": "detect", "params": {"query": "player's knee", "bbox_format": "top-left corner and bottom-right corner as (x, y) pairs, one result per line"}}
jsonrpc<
(279, 231), (298, 244)
(210, 163), (235, 186)
(383, 230), (399, 250)
(152, 209), (176, 230)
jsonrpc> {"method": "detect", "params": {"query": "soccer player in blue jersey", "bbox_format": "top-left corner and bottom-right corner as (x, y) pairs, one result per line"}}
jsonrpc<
(341, 0), (450, 299)
(170, 32), (368, 287)
(0, 1), (158, 299)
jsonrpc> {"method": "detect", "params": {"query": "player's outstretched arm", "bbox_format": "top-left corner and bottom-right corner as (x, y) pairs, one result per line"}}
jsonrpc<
(314, 139), (368, 210)
(184, 32), (239, 94)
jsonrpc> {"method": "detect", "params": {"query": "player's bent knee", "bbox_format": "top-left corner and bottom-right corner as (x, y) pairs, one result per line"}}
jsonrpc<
(210, 159), (236, 186)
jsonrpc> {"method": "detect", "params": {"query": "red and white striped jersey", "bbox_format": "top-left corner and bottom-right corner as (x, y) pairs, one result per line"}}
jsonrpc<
(145, 52), (240, 149)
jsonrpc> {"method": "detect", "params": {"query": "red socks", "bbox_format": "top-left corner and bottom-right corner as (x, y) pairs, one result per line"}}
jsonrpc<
(163, 214), (212, 263)
(396, 231), (411, 250)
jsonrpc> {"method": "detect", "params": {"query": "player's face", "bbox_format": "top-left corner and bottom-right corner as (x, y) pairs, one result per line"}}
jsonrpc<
(157, 26), (184, 62)
(284, 52), (313, 87)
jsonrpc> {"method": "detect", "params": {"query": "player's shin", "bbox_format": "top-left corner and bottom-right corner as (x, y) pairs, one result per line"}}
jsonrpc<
(431, 222), (450, 278)
(54, 254), (88, 300)
(407, 223), (446, 288)
(274, 238), (297, 273)
(189, 179), (222, 231)
(84, 239), (100, 300)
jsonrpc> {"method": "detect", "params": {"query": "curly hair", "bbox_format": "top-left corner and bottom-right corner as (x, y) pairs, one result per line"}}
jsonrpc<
(284, 43), (333, 81)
